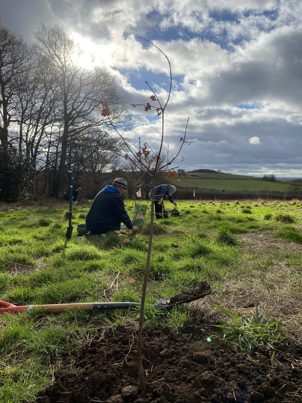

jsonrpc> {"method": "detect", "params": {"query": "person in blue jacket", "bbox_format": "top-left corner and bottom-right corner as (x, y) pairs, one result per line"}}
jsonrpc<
(149, 184), (177, 219)
(86, 178), (140, 235)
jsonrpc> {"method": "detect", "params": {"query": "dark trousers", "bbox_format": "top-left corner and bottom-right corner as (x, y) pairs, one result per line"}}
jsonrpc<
(154, 201), (168, 219)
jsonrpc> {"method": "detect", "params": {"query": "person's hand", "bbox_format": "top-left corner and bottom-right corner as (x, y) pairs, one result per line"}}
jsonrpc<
(131, 226), (141, 234)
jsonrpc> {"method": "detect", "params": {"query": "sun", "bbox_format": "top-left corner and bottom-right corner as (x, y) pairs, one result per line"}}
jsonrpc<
(70, 32), (113, 69)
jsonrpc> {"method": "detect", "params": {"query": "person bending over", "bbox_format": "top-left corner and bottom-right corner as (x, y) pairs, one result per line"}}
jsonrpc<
(86, 178), (140, 235)
(149, 184), (177, 219)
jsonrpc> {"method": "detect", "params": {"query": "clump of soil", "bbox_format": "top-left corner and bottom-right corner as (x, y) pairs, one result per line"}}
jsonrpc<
(39, 317), (302, 403)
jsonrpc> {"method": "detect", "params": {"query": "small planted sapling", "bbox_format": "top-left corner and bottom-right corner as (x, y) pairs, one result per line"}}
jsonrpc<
(105, 38), (190, 390)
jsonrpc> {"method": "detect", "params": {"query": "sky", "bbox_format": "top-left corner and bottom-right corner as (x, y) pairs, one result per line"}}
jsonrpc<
(1, 0), (302, 177)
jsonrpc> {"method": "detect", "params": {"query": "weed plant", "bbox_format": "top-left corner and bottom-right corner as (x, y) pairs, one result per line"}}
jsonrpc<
(217, 230), (237, 246)
(275, 214), (295, 223)
(215, 306), (283, 351)
(241, 208), (252, 214)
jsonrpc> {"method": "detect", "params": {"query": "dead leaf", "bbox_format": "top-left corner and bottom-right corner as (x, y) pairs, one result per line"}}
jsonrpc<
(101, 101), (110, 116)
(144, 102), (151, 112)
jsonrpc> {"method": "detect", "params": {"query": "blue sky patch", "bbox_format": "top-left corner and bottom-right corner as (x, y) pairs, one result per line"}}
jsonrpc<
(116, 66), (184, 93)
(236, 103), (263, 110)
(209, 9), (240, 23)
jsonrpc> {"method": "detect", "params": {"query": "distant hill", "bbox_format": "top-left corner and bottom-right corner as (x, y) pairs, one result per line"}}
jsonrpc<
(169, 170), (302, 195)
(188, 169), (223, 174)
(279, 177), (302, 181)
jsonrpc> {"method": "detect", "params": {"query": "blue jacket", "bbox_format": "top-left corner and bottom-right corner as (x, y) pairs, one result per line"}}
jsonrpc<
(86, 185), (133, 234)
(149, 184), (175, 203)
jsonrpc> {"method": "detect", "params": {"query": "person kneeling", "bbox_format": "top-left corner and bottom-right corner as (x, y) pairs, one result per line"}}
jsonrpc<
(86, 178), (140, 235)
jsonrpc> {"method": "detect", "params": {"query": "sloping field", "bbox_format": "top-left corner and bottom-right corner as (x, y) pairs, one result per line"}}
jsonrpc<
(172, 172), (297, 193)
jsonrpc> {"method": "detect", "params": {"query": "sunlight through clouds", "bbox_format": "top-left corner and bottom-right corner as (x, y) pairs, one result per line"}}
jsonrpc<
(70, 32), (113, 69)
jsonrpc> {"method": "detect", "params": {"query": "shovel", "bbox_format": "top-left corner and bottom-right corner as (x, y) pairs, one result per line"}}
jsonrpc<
(65, 170), (74, 241)
(0, 282), (211, 315)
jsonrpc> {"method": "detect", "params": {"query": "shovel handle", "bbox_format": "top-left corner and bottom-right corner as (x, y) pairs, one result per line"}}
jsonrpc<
(28, 302), (139, 312)
(0, 301), (139, 315)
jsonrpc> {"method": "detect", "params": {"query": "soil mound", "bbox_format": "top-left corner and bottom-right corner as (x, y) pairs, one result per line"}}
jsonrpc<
(39, 319), (302, 402)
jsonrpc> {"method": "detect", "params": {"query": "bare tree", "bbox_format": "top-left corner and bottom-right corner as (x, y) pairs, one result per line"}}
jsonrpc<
(35, 25), (123, 196)
(108, 38), (189, 390)
(13, 49), (59, 194)
(0, 25), (125, 199)
(68, 127), (122, 180)
(0, 25), (31, 157)
(0, 25), (35, 201)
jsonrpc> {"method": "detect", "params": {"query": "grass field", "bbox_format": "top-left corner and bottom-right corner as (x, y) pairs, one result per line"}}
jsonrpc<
(0, 199), (301, 401)
(172, 172), (300, 193)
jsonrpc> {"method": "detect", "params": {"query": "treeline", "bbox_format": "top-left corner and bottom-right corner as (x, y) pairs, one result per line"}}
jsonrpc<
(0, 25), (124, 202)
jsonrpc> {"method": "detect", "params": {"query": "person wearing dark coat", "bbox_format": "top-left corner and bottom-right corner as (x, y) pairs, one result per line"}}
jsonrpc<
(149, 184), (177, 219)
(86, 178), (140, 235)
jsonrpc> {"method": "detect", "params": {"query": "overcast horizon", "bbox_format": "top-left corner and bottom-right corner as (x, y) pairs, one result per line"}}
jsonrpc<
(1, 0), (302, 178)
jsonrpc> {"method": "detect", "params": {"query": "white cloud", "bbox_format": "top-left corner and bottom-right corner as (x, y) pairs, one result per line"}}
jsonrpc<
(248, 136), (261, 144)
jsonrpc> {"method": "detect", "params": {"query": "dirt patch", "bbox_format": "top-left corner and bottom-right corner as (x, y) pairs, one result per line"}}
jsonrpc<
(5, 260), (37, 275)
(240, 230), (302, 257)
(38, 317), (302, 402)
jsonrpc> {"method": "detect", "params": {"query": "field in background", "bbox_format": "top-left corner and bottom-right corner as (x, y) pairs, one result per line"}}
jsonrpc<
(171, 171), (301, 193)
(0, 199), (301, 401)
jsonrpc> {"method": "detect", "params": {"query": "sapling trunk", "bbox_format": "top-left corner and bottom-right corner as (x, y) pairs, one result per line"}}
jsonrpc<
(137, 199), (155, 391)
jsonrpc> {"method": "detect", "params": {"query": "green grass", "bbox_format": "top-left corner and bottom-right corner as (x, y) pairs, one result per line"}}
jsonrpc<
(172, 173), (294, 192)
(0, 199), (301, 401)
(276, 227), (302, 244)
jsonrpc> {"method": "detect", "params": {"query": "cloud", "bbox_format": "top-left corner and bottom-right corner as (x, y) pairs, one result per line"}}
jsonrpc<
(248, 136), (261, 144)
(0, 0), (57, 40)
